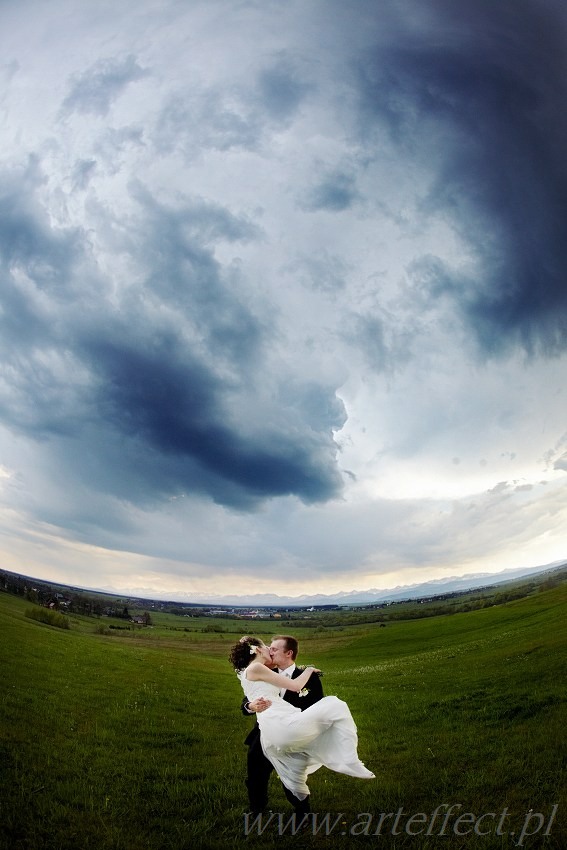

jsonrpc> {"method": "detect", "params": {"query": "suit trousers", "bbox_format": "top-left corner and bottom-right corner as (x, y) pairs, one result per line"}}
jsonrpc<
(245, 725), (310, 814)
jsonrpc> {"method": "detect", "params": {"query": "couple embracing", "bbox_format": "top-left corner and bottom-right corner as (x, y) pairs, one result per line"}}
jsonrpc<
(229, 634), (374, 815)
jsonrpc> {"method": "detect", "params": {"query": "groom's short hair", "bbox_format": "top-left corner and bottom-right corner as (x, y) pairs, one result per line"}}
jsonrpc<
(272, 634), (298, 660)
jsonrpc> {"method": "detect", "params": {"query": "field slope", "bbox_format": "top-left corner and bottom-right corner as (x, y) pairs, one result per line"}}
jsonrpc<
(1, 584), (565, 849)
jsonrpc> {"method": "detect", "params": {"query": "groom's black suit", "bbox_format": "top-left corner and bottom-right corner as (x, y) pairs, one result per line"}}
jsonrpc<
(242, 667), (324, 815)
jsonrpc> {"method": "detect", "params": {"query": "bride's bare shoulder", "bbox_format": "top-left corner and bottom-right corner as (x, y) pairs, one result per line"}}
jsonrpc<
(246, 661), (267, 679)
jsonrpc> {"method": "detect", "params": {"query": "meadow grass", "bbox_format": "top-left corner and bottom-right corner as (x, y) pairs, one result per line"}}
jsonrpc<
(1, 584), (565, 850)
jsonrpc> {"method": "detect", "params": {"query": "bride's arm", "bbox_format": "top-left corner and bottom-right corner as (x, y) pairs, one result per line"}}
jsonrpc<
(246, 662), (319, 692)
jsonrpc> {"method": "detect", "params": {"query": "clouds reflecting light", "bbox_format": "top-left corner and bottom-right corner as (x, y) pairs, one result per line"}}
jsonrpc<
(0, 0), (566, 599)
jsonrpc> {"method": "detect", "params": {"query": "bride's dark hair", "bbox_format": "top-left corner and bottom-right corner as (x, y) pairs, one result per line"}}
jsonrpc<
(228, 635), (264, 671)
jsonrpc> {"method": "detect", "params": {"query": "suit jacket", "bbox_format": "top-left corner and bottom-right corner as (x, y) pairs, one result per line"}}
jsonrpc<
(280, 666), (324, 710)
(242, 666), (324, 745)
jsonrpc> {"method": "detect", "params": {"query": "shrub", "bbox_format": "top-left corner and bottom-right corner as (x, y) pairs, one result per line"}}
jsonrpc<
(25, 607), (70, 630)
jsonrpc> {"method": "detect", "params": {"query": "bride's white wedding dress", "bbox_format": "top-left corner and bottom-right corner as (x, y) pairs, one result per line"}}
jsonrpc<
(239, 668), (374, 800)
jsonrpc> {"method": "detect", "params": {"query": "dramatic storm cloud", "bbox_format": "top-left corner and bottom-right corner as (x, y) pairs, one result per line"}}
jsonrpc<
(0, 0), (565, 599)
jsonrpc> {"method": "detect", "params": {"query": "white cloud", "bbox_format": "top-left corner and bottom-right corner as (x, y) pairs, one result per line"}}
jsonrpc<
(0, 0), (565, 598)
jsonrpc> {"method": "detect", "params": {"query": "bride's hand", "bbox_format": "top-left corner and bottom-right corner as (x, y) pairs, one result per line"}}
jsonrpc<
(305, 666), (322, 674)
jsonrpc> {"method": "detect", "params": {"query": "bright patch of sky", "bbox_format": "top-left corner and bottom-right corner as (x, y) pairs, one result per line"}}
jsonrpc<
(0, 0), (566, 600)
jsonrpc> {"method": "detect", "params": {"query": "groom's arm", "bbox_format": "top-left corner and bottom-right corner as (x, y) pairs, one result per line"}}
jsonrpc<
(241, 695), (272, 715)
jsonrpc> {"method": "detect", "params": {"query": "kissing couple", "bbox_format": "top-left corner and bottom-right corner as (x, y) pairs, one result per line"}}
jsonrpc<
(229, 634), (374, 815)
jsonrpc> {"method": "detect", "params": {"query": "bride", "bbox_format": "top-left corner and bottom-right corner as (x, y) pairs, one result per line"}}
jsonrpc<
(230, 636), (374, 801)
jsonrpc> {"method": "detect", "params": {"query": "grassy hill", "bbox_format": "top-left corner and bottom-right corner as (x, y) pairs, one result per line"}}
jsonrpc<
(1, 582), (565, 849)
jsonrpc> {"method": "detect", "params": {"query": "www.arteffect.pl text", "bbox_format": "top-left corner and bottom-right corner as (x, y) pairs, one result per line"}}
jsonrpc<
(243, 803), (559, 845)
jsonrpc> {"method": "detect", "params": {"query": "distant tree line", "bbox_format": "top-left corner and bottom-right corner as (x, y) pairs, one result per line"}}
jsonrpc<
(0, 570), (152, 624)
(2, 565), (564, 629)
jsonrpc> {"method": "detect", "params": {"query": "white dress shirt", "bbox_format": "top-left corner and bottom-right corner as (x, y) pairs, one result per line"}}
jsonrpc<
(279, 663), (296, 697)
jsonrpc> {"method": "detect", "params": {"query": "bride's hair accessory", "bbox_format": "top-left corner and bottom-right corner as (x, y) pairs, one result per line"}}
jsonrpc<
(228, 635), (262, 670)
(239, 635), (258, 653)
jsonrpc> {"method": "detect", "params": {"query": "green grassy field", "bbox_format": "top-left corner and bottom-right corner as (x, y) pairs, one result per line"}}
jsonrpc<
(1, 584), (565, 850)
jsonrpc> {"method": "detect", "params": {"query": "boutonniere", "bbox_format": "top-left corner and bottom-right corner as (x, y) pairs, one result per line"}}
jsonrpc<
(298, 688), (310, 698)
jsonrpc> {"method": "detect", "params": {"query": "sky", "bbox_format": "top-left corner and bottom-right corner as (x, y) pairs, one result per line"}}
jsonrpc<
(0, 0), (566, 601)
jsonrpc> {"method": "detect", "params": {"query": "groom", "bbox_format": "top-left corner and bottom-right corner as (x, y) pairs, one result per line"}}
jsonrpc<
(241, 634), (324, 816)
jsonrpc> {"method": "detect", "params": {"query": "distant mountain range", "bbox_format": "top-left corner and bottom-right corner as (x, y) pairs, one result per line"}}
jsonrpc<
(101, 559), (566, 607)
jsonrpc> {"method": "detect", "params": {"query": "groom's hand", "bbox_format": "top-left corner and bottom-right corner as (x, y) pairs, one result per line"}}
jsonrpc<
(247, 697), (272, 713)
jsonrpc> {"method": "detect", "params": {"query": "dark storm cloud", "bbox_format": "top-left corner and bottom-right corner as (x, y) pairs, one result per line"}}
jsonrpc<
(0, 165), (346, 512)
(76, 333), (344, 508)
(71, 159), (97, 191)
(61, 54), (149, 117)
(153, 89), (262, 157)
(344, 310), (413, 375)
(256, 56), (311, 122)
(0, 159), (84, 360)
(0, 160), (78, 284)
(355, 0), (567, 357)
(288, 251), (350, 294)
(152, 53), (310, 159)
(126, 180), (264, 365)
(301, 170), (360, 212)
